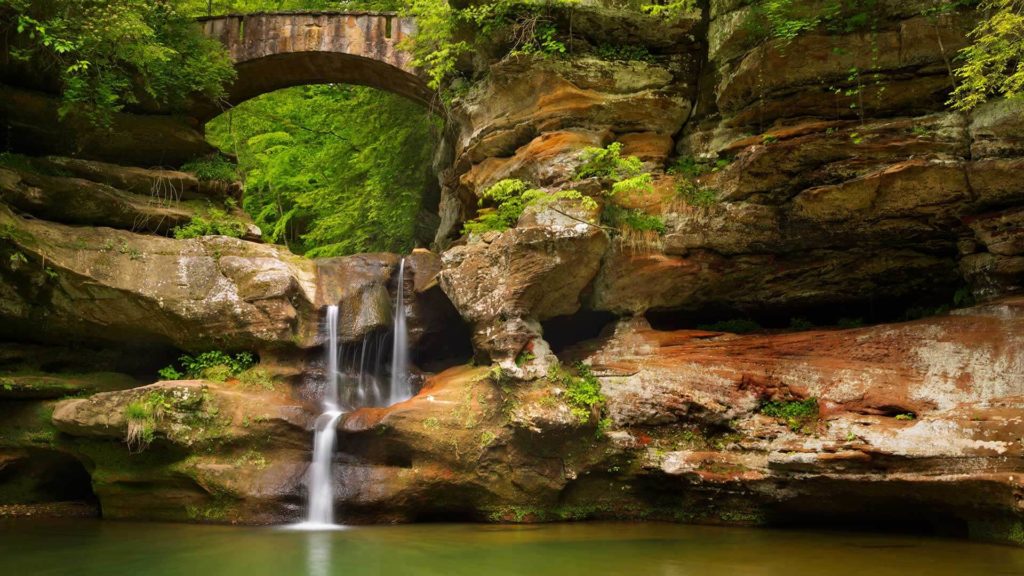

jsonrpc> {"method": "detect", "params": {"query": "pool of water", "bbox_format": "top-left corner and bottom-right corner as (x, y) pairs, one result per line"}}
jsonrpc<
(3, 519), (1024, 576)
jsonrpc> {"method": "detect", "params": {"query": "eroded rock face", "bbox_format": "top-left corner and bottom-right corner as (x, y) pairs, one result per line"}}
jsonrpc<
(0, 85), (212, 167)
(330, 299), (1024, 544)
(439, 205), (608, 365)
(49, 380), (312, 523)
(0, 204), (319, 352)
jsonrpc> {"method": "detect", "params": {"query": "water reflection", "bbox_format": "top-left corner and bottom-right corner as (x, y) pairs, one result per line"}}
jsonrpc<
(306, 531), (332, 576)
(3, 520), (1024, 576)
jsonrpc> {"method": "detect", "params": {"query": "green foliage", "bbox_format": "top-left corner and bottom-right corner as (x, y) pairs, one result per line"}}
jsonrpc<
(575, 143), (644, 181)
(549, 361), (605, 424)
(400, 0), (571, 92)
(3, 0), (235, 126)
(610, 173), (655, 196)
(237, 366), (275, 391)
(602, 204), (665, 234)
(837, 317), (864, 328)
(399, 0), (469, 90)
(181, 156), (238, 182)
(675, 180), (718, 207)
(124, 391), (173, 451)
(698, 318), (763, 334)
(172, 208), (246, 239)
(205, 85), (437, 257)
(157, 366), (183, 381)
(667, 155), (731, 179)
(760, 397), (819, 431)
(894, 412), (916, 421)
(642, 0), (698, 22)
(160, 351), (255, 381)
(746, 0), (883, 44)
(463, 179), (533, 234)
(462, 178), (597, 235)
(514, 350), (535, 367)
(951, 0), (1024, 110)
(594, 43), (654, 62)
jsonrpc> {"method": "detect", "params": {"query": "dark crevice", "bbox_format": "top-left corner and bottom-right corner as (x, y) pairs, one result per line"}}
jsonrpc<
(0, 449), (98, 505)
(644, 288), (964, 333)
(542, 309), (618, 354)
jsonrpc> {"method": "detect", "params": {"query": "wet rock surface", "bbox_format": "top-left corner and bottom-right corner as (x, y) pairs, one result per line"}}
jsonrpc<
(330, 299), (1024, 544)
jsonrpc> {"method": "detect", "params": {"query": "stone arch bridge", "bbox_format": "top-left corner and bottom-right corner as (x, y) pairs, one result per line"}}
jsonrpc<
(196, 11), (432, 119)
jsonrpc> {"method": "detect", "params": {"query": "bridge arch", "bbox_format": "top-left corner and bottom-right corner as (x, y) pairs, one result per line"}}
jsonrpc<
(197, 12), (433, 121)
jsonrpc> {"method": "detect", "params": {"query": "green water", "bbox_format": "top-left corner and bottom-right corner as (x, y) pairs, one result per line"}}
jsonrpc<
(3, 520), (1024, 576)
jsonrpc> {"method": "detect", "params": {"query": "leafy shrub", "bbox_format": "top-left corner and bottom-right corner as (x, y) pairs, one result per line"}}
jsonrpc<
(159, 351), (255, 382)
(760, 398), (819, 431)
(5, 0), (235, 126)
(549, 362), (606, 424)
(676, 180), (718, 207)
(157, 366), (183, 381)
(462, 179), (597, 235)
(575, 143), (644, 181)
(172, 208), (246, 239)
(237, 367), (275, 391)
(642, 0), (699, 22)
(602, 205), (665, 234)
(667, 155), (731, 178)
(181, 155), (238, 182)
(611, 173), (655, 196)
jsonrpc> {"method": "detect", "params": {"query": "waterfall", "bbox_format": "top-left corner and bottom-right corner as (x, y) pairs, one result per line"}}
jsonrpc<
(295, 257), (414, 529)
(324, 304), (339, 410)
(305, 410), (342, 526)
(294, 305), (344, 530)
(389, 257), (411, 405)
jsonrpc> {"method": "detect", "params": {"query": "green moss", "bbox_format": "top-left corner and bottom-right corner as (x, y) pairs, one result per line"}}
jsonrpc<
(479, 430), (496, 448)
(237, 367), (275, 391)
(232, 449), (268, 470)
(760, 398), (819, 432)
(485, 503), (613, 523)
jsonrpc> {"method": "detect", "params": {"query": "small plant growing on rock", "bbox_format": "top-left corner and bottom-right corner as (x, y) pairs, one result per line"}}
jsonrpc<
(172, 208), (246, 240)
(675, 180), (718, 208)
(158, 351), (256, 382)
(157, 366), (183, 381)
(124, 391), (172, 452)
(760, 398), (819, 432)
(894, 413), (916, 421)
(462, 178), (597, 235)
(549, 362), (606, 425)
(575, 143), (645, 182)
(181, 155), (238, 183)
(237, 366), (275, 391)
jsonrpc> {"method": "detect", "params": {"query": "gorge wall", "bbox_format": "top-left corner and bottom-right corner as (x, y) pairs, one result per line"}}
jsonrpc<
(1, 0), (1023, 545)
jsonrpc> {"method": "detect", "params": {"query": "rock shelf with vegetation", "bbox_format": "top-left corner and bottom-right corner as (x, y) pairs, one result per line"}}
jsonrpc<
(0, 0), (1022, 552)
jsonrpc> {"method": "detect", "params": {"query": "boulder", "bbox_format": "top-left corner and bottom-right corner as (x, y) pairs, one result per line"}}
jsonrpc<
(439, 205), (609, 364)
(0, 204), (319, 352)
